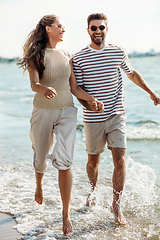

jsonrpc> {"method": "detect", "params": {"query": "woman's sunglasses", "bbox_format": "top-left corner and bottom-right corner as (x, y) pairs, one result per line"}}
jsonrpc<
(51, 23), (65, 29)
(90, 25), (106, 31)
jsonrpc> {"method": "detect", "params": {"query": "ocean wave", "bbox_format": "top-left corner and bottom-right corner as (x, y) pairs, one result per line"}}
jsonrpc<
(135, 120), (158, 125)
(126, 124), (160, 140)
(77, 124), (84, 131)
(20, 97), (33, 102)
(10, 87), (20, 91)
(77, 123), (160, 140)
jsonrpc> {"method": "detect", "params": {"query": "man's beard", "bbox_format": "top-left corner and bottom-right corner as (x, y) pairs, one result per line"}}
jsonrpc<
(91, 33), (105, 45)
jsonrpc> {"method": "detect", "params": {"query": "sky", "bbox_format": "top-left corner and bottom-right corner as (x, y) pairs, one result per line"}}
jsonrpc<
(0, 0), (160, 58)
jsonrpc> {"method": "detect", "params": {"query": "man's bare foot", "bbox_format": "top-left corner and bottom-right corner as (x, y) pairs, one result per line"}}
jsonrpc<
(63, 214), (72, 236)
(111, 205), (126, 225)
(85, 193), (96, 207)
(35, 185), (43, 205)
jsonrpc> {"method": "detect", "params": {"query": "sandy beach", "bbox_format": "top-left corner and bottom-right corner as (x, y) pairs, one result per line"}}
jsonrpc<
(0, 212), (21, 240)
(0, 170), (21, 239)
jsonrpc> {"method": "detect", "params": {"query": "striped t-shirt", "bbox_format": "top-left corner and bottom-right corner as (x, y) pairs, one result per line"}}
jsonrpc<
(72, 44), (133, 122)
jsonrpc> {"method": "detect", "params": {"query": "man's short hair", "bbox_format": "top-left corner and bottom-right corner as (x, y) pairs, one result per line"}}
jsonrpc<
(87, 13), (108, 28)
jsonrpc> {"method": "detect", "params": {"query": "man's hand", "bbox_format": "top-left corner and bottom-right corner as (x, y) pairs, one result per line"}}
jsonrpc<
(150, 92), (160, 106)
(77, 98), (104, 113)
(89, 99), (104, 113)
(127, 69), (160, 106)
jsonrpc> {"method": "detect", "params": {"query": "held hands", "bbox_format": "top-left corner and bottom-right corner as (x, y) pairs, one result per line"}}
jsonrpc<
(89, 99), (104, 113)
(150, 92), (160, 106)
(43, 87), (57, 99)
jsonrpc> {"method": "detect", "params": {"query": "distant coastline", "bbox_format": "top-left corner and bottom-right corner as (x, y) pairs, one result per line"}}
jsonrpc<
(0, 57), (19, 63)
(0, 50), (160, 62)
(128, 49), (160, 58)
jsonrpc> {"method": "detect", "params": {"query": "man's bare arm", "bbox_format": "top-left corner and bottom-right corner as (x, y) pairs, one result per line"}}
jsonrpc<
(127, 69), (160, 106)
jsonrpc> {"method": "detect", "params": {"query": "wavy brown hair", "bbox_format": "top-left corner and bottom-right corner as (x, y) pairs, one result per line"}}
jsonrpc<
(18, 14), (58, 79)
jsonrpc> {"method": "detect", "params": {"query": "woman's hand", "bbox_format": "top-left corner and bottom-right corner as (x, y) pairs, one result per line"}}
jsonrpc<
(29, 67), (57, 99)
(43, 86), (57, 99)
(89, 98), (104, 113)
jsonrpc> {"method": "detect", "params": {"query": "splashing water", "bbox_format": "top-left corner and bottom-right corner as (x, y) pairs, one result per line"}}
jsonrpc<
(0, 156), (159, 239)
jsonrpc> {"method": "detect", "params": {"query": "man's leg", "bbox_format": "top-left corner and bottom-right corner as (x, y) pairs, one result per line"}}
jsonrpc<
(111, 147), (126, 225)
(86, 153), (101, 206)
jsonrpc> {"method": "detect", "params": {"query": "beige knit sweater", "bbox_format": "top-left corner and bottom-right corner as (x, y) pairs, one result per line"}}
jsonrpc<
(33, 48), (74, 110)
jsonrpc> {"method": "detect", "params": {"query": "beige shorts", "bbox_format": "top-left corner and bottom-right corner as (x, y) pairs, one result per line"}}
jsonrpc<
(30, 106), (77, 173)
(83, 114), (127, 155)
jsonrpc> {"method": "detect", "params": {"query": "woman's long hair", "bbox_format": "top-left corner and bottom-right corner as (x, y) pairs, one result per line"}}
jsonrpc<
(18, 14), (58, 79)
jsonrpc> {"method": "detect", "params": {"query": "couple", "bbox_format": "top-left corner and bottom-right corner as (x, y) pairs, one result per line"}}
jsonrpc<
(19, 13), (160, 236)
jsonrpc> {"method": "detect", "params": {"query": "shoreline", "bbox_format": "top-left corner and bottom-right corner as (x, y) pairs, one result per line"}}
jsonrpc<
(0, 54), (160, 63)
(0, 212), (22, 240)
(0, 171), (22, 239)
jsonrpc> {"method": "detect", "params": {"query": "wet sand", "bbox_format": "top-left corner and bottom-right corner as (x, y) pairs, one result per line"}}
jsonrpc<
(0, 212), (22, 240)
(0, 171), (21, 239)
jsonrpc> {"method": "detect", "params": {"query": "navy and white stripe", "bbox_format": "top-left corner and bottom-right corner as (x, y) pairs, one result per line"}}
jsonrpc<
(72, 44), (133, 122)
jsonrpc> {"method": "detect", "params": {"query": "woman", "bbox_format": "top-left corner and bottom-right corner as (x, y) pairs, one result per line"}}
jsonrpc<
(18, 14), (101, 236)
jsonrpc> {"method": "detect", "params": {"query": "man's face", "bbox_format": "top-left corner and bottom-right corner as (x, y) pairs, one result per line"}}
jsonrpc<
(87, 19), (108, 46)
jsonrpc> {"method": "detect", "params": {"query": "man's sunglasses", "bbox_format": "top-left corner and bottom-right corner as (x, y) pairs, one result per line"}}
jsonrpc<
(90, 25), (106, 31)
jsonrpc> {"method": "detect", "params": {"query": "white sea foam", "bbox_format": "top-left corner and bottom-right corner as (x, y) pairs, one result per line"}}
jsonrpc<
(124, 157), (157, 207)
(126, 124), (160, 140)
(11, 87), (19, 91)
(20, 97), (33, 102)
(0, 156), (158, 239)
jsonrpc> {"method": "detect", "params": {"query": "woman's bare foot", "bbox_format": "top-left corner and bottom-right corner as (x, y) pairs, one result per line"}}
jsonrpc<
(111, 205), (126, 225)
(35, 185), (43, 205)
(63, 213), (73, 236)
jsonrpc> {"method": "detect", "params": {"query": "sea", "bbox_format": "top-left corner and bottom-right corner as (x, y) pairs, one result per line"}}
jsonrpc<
(0, 55), (160, 240)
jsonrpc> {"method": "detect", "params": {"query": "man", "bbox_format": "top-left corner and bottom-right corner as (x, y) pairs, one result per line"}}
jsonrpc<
(72, 13), (160, 225)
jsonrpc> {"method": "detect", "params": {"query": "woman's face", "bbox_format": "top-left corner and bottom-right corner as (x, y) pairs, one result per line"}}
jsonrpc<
(47, 18), (65, 43)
